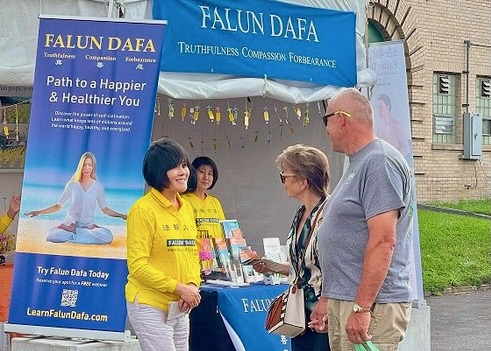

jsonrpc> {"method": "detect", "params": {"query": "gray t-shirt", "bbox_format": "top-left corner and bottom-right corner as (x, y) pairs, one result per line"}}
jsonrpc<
(318, 139), (414, 303)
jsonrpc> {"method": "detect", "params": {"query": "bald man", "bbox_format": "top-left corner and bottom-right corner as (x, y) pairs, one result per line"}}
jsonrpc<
(311, 88), (413, 351)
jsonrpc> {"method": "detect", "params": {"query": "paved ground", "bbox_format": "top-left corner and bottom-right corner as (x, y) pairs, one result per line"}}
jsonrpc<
(427, 287), (491, 351)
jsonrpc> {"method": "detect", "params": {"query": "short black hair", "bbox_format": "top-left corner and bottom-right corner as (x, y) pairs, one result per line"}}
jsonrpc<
(190, 156), (219, 190)
(185, 165), (198, 194)
(142, 138), (190, 191)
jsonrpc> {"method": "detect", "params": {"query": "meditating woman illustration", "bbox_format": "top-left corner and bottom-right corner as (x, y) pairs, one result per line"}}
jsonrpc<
(25, 152), (127, 244)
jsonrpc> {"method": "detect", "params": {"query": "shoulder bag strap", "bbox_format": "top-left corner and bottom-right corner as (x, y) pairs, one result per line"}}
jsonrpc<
(292, 200), (326, 286)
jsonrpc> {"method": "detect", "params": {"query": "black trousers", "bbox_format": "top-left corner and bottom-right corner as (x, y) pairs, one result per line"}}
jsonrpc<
(291, 326), (330, 351)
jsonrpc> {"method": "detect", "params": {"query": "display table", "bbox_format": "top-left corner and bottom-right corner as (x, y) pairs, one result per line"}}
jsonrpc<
(0, 263), (14, 322)
(190, 282), (291, 351)
(11, 336), (141, 351)
(1, 263), (14, 350)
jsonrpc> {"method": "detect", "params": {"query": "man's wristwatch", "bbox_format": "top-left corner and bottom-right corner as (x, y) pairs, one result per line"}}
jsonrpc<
(352, 302), (371, 313)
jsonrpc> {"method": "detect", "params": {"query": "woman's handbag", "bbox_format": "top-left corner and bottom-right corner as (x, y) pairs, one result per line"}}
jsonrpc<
(354, 341), (381, 351)
(265, 282), (305, 337)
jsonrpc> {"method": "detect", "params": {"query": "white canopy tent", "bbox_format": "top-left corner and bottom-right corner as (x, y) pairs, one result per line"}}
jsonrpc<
(1, 5), (429, 344)
(0, 0), (373, 103)
(0, 0), (373, 252)
(0, 0), (370, 254)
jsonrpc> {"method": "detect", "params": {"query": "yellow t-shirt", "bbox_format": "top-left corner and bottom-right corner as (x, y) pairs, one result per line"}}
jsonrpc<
(125, 188), (201, 312)
(0, 213), (13, 234)
(182, 192), (226, 239)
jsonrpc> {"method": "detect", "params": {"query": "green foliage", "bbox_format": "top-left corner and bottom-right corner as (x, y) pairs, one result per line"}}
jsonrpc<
(418, 204), (491, 295)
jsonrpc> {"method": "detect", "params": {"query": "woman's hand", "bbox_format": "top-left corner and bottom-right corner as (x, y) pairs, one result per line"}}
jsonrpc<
(252, 260), (271, 274)
(175, 283), (201, 309)
(252, 259), (290, 275)
(178, 299), (192, 313)
(308, 297), (329, 333)
(7, 195), (20, 219)
(24, 210), (41, 217)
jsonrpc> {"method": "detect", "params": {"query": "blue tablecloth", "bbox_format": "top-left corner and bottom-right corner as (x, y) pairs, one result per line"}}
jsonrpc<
(190, 282), (291, 351)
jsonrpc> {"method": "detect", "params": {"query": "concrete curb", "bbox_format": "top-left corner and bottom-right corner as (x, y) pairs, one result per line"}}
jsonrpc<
(425, 284), (491, 297)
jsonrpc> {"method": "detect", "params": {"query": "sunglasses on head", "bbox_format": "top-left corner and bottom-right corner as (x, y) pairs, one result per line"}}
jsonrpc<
(322, 110), (351, 126)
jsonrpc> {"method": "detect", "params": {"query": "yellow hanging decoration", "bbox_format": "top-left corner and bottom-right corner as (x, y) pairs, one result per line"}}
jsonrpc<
(244, 110), (250, 130)
(15, 104), (19, 141)
(207, 105), (215, 122)
(283, 106), (290, 125)
(303, 103), (310, 127)
(284, 107), (294, 134)
(274, 105), (282, 123)
(227, 102), (237, 125)
(244, 98), (251, 130)
(293, 104), (302, 119)
(193, 105), (200, 124)
(3, 120), (9, 138)
(263, 106), (270, 124)
(168, 98), (175, 119)
(227, 106), (233, 123)
(232, 106), (238, 126)
(189, 106), (195, 124)
(155, 96), (161, 115)
(215, 106), (221, 125)
(181, 103), (187, 121)
(317, 101), (323, 116)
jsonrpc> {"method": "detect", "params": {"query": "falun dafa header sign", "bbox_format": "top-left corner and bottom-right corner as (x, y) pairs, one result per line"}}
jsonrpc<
(153, 0), (357, 87)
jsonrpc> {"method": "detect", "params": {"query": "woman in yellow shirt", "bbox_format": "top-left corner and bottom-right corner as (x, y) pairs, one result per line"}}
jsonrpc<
(183, 156), (225, 240)
(126, 138), (201, 351)
(0, 195), (20, 235)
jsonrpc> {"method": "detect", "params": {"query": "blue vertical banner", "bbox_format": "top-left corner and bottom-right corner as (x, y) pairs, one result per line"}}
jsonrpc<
(152, 0), (357, 87)
(6, 16), (166, 340)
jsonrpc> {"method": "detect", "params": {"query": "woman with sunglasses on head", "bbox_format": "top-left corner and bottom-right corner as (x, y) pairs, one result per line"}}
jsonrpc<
(253, 144), (331, 351)
(126, 138), (201, 351)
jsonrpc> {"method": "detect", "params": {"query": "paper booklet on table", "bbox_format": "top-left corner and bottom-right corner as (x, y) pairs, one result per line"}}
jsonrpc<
(263, 237), (284, 263)
(219, 219), (249, 263)
(220, 219), (240, 239)
(212, 237), (232, 270)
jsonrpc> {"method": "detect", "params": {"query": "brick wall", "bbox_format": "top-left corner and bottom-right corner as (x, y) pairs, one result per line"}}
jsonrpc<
(369, 0), (491, 202)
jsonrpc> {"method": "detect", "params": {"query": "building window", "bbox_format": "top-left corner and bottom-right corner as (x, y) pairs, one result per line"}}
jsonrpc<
(476, 77), (491, 145)
(432, 73), (459, 143)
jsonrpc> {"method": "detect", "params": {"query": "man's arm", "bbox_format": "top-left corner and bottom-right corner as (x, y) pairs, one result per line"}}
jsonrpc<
(345, 209), (398, 343)
(357, 209), (398, 306)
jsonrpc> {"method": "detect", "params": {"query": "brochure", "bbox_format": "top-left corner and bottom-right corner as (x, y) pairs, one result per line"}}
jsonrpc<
(220, 219), (240, 239)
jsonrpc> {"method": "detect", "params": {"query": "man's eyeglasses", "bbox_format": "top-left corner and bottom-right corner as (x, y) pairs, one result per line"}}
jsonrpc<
(322, 110), (352, 126)
(279, 172), (296, 183)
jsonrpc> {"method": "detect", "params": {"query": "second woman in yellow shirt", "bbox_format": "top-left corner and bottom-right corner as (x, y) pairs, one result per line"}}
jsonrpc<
(183, 156), (225, 240)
